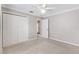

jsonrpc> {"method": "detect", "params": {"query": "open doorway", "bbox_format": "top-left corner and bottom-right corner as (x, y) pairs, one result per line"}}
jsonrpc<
(40, 18), (49, 38)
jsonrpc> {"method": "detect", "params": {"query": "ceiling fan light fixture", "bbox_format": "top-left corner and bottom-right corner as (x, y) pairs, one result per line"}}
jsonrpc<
(40, 9), (46, 14)
(42, 4), (46, 8)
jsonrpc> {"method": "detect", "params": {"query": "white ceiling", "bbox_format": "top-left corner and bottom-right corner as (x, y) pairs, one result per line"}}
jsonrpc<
(2, 4), (79, 17)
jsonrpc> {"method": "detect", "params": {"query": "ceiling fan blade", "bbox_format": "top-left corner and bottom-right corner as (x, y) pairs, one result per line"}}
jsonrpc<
(33, 5), (56, 10)
(45, 7), (56, 9)
(33, 5), (42, 9)
(36, 6), (56, 10)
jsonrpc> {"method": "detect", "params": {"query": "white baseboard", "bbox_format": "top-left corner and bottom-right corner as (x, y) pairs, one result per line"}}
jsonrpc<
(50, 37), (79, 47)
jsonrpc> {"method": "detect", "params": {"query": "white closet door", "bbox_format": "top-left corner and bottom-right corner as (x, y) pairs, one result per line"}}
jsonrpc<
(3, 13), (28, 47)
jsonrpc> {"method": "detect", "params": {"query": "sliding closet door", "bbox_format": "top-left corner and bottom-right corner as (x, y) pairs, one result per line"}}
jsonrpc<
(3, 13), (28, 47)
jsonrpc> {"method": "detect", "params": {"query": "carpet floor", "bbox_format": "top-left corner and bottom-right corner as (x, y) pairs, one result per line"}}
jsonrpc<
(3, 38), (79, 54)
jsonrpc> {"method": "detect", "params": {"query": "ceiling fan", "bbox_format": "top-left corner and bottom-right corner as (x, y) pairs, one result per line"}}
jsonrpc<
(34, 4), (56, 14)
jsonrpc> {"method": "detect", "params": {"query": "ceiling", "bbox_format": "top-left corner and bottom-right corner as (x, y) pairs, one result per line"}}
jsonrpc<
(2, 4), (79, 17)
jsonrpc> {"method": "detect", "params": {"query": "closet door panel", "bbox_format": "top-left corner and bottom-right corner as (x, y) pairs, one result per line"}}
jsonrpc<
(3, 13), (28, 47)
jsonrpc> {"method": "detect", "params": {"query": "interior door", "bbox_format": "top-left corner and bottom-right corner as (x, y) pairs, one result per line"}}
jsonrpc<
(40, 19), (48, 38)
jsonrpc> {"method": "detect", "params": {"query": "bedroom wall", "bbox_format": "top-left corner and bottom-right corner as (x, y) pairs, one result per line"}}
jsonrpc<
(49, 9), (79, 46)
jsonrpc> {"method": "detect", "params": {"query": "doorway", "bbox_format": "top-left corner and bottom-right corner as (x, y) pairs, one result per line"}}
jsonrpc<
(40, 18), (49, 38)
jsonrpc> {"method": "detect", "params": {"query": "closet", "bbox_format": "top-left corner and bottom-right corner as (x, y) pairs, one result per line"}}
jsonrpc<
(3, 13), (28, 47)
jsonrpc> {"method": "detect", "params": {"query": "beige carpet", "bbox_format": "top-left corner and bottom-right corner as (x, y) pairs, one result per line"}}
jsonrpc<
(3, 38), (79, 54)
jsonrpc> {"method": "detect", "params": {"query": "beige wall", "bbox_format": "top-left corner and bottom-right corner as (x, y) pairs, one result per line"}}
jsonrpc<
(49, 9), (79, 46)
(0, 4), (2, 53)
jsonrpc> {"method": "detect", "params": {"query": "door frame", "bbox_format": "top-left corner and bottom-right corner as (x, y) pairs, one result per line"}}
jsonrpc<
(40, 18), (49, 39)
